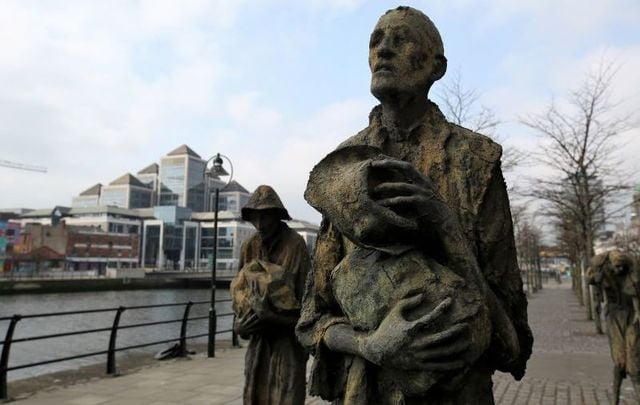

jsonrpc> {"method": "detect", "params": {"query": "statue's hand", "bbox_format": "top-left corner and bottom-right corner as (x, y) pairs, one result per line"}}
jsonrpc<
(235, 311), (262, 338)
(361, 294), (469, 371)
(370, 159), (446, 222)
(248, 280), (273, 322)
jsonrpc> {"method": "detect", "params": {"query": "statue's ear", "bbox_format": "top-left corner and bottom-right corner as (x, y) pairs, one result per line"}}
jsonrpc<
(431, 54), (447, 82)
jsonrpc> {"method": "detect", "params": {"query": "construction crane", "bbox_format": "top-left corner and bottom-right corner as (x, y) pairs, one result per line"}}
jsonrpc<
(0, 159), (47, 173)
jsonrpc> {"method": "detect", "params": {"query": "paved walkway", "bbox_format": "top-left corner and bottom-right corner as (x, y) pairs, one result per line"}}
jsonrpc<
(9, 283), (636, 404)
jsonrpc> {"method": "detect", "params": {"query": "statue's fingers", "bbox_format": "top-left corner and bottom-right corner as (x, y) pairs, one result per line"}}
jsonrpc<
(376, 196), (419, 208)
(373, 182), (421, 196)
(243, 313), (259, 325)
(397, 293), (424, 313)
(414, 323), (467, 348)
(370, 159), (412, 171)
(411, 297), (453, 329)
(414, 340), (470, 361)
(419, 360), (465, 371)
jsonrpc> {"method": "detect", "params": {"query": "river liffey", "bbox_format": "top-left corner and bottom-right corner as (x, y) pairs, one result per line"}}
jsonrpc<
(0, 289), (232, 381)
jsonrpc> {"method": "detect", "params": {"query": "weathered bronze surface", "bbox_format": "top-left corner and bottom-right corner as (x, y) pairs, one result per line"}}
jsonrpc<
(589, 251), (640, 405)
(231, 185), (311, 405)
(296, 6), (532, 404)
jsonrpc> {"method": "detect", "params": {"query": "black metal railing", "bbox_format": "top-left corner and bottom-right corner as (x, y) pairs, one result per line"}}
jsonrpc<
(0, 299), (238, 400)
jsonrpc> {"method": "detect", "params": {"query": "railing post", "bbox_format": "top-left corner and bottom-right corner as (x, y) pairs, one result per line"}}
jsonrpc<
(1, 315), (21, 401)
(178, 301), (193, 357)
(231, 315), (239, 348)
(106, 306), (126, 375)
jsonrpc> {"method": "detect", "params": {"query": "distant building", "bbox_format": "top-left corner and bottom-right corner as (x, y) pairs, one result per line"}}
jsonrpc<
(11, 223), (139, 273)
(18, 144), (322, 274)
(16, 206), (71, 227)
(100, 173), (154, 209)
(216, 181), (251, 217)
(72, 184), (102, 208)
(0, 213), (21, 272)
(158, 145), (207, 212)
(136, 163), (160, 205)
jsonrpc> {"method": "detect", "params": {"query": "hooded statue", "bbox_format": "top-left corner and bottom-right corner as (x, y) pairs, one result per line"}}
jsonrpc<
(241, 184), (292, 221)
(231, 185), (310, 405)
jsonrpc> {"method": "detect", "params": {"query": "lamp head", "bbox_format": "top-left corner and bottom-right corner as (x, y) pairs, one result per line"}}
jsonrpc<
(209, 153), (229, 177)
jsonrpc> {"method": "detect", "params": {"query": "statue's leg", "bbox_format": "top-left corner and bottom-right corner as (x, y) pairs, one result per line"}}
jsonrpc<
(613, 366), (625, 405)
(629, 374), (640, 404)
(595, 300), (603, 335)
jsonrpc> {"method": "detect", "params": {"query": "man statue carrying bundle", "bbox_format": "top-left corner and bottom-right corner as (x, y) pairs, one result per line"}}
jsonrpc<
(297, 6), (533, 404)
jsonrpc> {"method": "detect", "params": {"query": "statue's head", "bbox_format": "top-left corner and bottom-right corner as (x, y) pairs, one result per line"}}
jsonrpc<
(241, 185), (290, 240)
(608, 250), (633, 276)
(369, 6), (447, 102)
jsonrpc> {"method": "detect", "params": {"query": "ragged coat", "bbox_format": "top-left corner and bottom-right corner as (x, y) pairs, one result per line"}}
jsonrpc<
(233, 222), (311, 405)
(296, 102), (533, 404)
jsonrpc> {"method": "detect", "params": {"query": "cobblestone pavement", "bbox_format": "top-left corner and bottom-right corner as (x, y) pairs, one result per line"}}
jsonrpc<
(493, 282), (636, 405)
(10, 282), (634, 404)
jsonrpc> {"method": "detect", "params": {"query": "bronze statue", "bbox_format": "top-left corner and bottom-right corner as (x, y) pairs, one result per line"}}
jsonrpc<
(231, 185), (311, 405)
(589, 251), (640, 405)
(296, 6), (533, 404)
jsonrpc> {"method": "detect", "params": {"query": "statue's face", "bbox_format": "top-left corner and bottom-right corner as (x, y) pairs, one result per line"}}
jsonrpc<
(248, 210), (281, 240)
(369, 11), (443, 101)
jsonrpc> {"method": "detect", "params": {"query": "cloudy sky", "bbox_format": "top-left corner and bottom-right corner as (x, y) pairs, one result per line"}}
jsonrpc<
(2, 0), (639, 224)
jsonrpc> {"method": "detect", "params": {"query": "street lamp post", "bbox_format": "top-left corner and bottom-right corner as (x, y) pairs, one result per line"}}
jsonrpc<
(203, 153), (233, 358)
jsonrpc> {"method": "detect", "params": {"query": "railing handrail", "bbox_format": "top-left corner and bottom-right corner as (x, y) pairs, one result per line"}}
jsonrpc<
(0, 297), (238, 400)
(0, 299), (229, 321)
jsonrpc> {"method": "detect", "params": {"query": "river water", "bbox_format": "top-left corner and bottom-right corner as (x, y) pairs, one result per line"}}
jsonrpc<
(0, 289), (232, 381)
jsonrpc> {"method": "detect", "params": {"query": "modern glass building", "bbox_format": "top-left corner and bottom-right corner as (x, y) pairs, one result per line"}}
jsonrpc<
(136, 163), (159, 205)
(63, 144), (320, 273)
(99, 173), (153, 209)
(158, 145), (206, 212)
(71, 183), (102, 208)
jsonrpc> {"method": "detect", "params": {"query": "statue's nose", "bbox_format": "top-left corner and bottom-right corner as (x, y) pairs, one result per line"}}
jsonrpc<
(376, 36), (394, 59)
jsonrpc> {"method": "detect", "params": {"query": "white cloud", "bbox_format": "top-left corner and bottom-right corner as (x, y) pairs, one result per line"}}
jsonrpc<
(226, 92), (282, 131)
(0, 0), (638, 229)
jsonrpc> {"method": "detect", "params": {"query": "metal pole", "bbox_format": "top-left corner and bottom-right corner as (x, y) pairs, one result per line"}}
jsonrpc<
(208, 188), (219, 358)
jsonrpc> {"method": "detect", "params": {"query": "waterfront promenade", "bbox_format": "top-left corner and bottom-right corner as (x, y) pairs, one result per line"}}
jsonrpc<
(9, 283), (634, 405)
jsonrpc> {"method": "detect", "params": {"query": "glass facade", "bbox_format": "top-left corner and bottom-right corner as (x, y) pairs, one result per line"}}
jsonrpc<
(159, 157), (185, 207)
(72, 195), (99, 208)
(101, 188), (127, 207)
(144, 225), (161, 266)
(129, 188), (152, 209)
(159, 156), (206, 211)
(186, 158), (206, 212)
(184, 226), (197, 268)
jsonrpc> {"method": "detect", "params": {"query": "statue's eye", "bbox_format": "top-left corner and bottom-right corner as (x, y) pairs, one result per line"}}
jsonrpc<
(393, 34), (405, 47)
(369, 31), (383, 48)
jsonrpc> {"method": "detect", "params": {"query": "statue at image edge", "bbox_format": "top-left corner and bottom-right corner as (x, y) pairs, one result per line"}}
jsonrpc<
(588, 250), (640, 405)
(231, 185), (310, 405)
(296, 6), (533, 404)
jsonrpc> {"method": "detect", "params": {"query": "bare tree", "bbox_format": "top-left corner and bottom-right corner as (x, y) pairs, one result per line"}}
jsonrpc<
(512, 204), (543, 294)
(521, 61), (633, 315)
(437, 69), (524, 171)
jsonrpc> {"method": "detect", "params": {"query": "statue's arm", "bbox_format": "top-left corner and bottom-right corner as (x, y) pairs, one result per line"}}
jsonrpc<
(296, 218), (348, 352)
(476, 163), (533, 380)
(263, 235), (313, 328)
